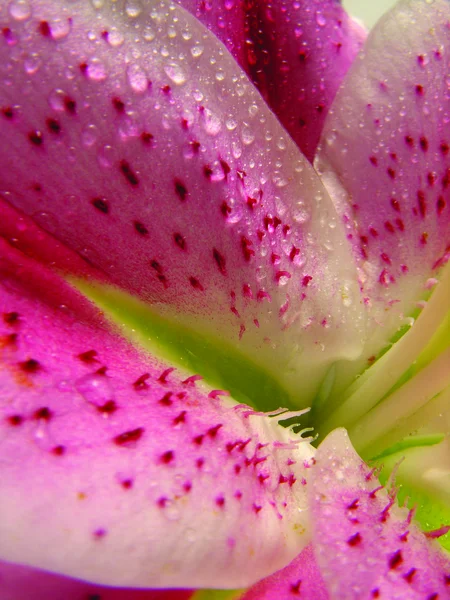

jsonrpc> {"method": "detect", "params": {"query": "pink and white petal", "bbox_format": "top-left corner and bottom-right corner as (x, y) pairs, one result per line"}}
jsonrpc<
(316, 0), (450, 362)
(309, 429), (450, 599)
(0, 0), (365, 406)
(0, 560), (193, 600)
(176, 0), (366, 162)
(239, 544), (329, 600)
(0, 241), (316, 589)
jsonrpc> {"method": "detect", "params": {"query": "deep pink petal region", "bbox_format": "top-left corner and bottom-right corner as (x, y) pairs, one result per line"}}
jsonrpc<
(0, 241), (316, 589)
(239, 544), (329, 600)
(0, 560), (193, 600)
(177, 0), (366, 162)
(0, 0), (365, 406)
(309, 429), (450, 599)
(316, 0), (450, 359)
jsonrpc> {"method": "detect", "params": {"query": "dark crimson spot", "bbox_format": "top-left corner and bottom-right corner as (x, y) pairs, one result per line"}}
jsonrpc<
(28, 131), (43, 146)
(298, 48), (308, 62)
(193, 434), (204, 446)
(158, 367), (174, 384)
(20, 358), (40, 373)
(395, 218), (405, 231)
(174, 179), (187, 201)
(427, 172), (437, 186)
(181, 118), (189, 130)
(32, 183), (42, 192)
(437, 196), (446, 215)
(79, 62), (88, 74)
(369, 156), (378, 166)
(445, 574), (450, 585)
(302, 275), (312, 287)
(161, 450), (174, 464)
(419, 136), (429, 152)
(347, 532), (362, 546)
(215, 495), (225, 507)
(64, 96), (77, 114)
(253, 504), (262, 514)
(221, 201), (232, 216)
(347, 499), (359, 510)
(121, 479), (133, 489)
(52, 445), (66, 456)
(220, 159), (230, 177)
(150, 260), (162, 272)
(298, 118), (306, 128)
(78, 349), (98, 363)
(91, 197), (109, 214)
(113, 427), (144, 446)
(208, 424), (223, 438)
(415, 84), (424, 96)
(316, 102), (325, 114)
(120, 160), (139, 186)
(417, 54), (425, 66)
(97, 400), (117, 414)
(380, 252), (391, 265)
(173, 410), (186, 425)
(369, 227), (379, 237)
(404, 568), (416, 583)
(289, 246), (300, 261)
(417, 190), (427, 217)
(2, 28), (13, 42)
(183, 481), (192, 493)
(384, 221), (395, 233)
(2, 106), (14, 119)
(290, 580), (302, 594)
(112, 97), (125, 113)
(140, 131), (154, 144)
(33, 407), (52, 421)
(203, 164), (213, 178)
(388, 549), (403, 570)
(404, 135), (414, 147)
(241, 236), (255, 262)
(3, 311), (19, 325)
(387, 167), (396, 179)
(101, 30), (109, 41)
(6, 414), (24, 426)
(213, 248), (227, 275)
(196, 457), (204, 469)
(134, 221), (148, 235)
(38, 20), (51, 37)
(133, 373), (149, 390)
(191, 140), (201, 153)
(46, 117), (61, 134)
(159, 392), (173, 406)
(174, 232), (186, 250)
(189, 276), (204, 291)
(371, 590), (380, 598)
(390, 198), (400, 212)
(440, 142), (449, 155)
(427, 595), (438, 600)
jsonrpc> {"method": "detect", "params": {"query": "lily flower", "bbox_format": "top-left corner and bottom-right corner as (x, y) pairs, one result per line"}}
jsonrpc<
(0, 0), (449, 598)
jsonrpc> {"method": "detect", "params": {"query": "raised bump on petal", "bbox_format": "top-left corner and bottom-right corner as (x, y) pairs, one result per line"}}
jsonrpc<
(0, 0), (365, 406)
(315, 0), (450, 382)
(0, 240), (316, 589)
(309, 429), (450, 599)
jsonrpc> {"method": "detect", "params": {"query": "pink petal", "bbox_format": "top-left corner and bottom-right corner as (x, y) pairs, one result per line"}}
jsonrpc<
(316, 0), (450, 356)
(0, 560), (193, 600)
(176, 0), (366, 161)
(239, 544), (329, 600)
(0, 240), (317, 589)
(0, 0), (365, 406)
(309, 429), (450, 599)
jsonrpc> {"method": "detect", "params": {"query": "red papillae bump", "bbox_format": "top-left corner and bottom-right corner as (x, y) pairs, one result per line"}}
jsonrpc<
(189, 276), (204, 291)
(77, 349), (98, 363)
(1, 106), (14, 119)
(134, 221), (149, 235)
(174, 232), (186, 250)
(174, 178), (188, 201)
(160, 450), (174, 464)
(97, 400), (117, 414)
(388, 549), (403, 570)
(173, 410), (186, 425)
(120, 159), (139, 186)
(20, 358), (41, 373)
(113, 427), (144, 446)
(347, 532), (362, 546)
(63, 96), (76, 114)
(290, 580), (302, 594)
(33, 406), (52, 421)
(215, 495), (225, 508)
(140, 131), (154, 144)
(133, 373), (149, 390)
(28, 131), (43, 146)
(112, 97), (125, 113)
(404, 567), (417, 583)
(38, 20), (51, 37)
(213, 248), (227, 275)
(52, 445), (66, 456)
(46, 118), (61, 134)
(419, 136), (429, 152)
(159, 392), (172, 406)
(3, 311), (20, 325)
(6, 414), (24, 426)
(121, 479), (133, 489)
(91, 197), (109, 214)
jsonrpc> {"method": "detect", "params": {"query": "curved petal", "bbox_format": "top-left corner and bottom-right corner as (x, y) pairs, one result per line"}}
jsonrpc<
(239, 544), (328, 600)
(309, 429), (450, 599)
(0, 240), (316, 589)
(0, 0), (365, 406)
(176, 0), (366, 162)
(0, 560), (192, 600)
(316, 0), (450, 368)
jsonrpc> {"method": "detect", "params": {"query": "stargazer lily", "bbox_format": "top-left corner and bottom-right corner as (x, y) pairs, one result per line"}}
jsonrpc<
(0, 0), (449, 598)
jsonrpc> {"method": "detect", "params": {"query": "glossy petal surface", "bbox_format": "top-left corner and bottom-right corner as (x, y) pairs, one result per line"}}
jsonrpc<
(240, 544), (328, 600)
(0, 240), (316, 589)
(0, 560), (192, 600)
(309, 429), (450, 599)
(0, 0), (365, 406)
(177, 0), (366, 162)
(316, 0), (450, 364)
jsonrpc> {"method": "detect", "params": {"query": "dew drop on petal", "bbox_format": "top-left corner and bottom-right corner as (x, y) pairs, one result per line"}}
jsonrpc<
(75, 373), (114, 408)
(8, 0), (31, 21)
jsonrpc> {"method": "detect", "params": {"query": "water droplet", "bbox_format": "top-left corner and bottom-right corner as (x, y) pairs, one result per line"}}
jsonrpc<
(50, 18), (71, 40)
(315, 11), (326, 27)
(24, 53), (41, 75)
(90, 0), (104, 9)
(107, 29), (124, 47)
(125, 0), (142, 18)
(81, 124), (98, 147)
(143, 26), (156, 41)
(164, 63), (186, 85)
(203, 109), (222, 136)
(75, 373), (114, 408)
(127, 64), (147, 93)
(48, 88), (67, 111)
(163, 499), (181, 521)
(86, 58), (107, 82)
(242, 128), (255, 146)
(8, 0), (31, 21)
(190, 45), (204, 58)
(226, 118), (237, 131)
